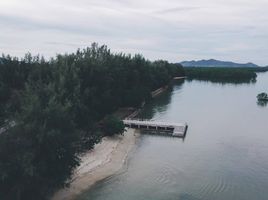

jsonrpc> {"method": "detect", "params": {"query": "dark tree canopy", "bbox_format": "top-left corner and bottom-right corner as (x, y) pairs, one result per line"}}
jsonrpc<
(184, 67), (257, 83)
(103, 115), (125, 136)
(0, 43), (184, 200)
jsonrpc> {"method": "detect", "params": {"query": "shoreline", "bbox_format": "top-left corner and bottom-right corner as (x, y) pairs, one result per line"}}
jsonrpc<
(151, 86), (169, 98)
(52, 128), (139, 200)
(52, 83), (171, 200)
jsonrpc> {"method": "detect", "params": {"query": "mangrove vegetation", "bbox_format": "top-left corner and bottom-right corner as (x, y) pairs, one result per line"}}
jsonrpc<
(0, 43), (184, 200)
(184, 67), (258, 83)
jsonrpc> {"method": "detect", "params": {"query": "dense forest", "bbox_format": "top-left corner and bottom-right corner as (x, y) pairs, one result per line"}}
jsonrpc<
(0, 43), (185, 200)
(246, 66), (268, 72)
(184, 67), (259, 83)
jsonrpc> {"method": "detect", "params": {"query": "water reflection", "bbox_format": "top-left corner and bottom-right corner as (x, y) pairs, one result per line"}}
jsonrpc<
(257, 100), (268, 107)
(139, 80), (185, 120)
(80, 72), (268, 200)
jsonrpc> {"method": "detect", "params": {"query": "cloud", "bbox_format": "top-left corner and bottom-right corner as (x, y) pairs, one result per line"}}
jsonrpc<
(0, 0), (268, 65)
(154, 6), (201, 14)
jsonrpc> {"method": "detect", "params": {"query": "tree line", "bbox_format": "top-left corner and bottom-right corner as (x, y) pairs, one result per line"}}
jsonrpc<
(0, 43), (184, 200)
(184, 67), (258, 83)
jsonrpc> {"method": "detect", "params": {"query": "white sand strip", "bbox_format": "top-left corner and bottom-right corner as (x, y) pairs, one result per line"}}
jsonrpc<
(52, 128), (138, 200)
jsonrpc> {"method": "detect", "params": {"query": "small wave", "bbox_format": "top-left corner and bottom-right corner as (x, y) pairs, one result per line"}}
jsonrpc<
(197, 176), (231, 198)
(151, 163), (182, 186)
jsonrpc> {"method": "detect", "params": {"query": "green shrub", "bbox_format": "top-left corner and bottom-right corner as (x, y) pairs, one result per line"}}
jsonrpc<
(103, 116), (125, 136)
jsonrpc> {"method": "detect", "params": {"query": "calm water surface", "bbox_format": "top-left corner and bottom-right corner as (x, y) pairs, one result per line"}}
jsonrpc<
(78, 73), (268, 200)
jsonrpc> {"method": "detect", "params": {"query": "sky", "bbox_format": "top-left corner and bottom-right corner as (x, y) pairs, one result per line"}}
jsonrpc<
(0, 0), (268, 65)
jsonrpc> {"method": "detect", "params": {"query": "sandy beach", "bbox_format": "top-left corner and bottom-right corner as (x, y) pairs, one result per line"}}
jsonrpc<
(52, 128), (139, 200)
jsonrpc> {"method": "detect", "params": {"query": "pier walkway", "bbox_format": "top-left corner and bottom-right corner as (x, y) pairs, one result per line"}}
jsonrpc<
(123, 119), (188, 137)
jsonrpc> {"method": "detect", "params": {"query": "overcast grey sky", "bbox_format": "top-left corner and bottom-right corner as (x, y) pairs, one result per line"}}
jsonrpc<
(0, 0), (268, 65)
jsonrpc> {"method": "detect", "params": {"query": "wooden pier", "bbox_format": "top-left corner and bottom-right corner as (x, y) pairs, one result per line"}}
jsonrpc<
(123, 119), (188, 137)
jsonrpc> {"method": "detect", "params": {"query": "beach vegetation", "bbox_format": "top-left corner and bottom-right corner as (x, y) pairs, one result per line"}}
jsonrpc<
(103, 115), (125, 136)
(0, 43), (184, 200)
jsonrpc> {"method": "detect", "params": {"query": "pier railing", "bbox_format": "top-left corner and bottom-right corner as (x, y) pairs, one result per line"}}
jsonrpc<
(123, 119), (188, 137)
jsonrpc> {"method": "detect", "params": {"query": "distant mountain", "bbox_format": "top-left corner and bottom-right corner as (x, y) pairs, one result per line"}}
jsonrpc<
(180, 59), (259, 68)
